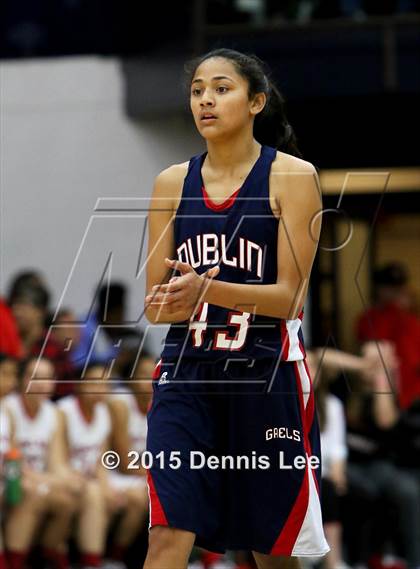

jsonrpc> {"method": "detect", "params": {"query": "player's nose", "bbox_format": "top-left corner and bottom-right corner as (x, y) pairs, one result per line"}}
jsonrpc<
(199, 89), (215, 107)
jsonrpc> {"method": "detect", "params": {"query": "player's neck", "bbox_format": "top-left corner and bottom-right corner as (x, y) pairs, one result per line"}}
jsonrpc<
(21, 322), (44, 352)
(77, 396), (95, 421)
(205, 135), (261, 176)
(21, 393), (41, 418)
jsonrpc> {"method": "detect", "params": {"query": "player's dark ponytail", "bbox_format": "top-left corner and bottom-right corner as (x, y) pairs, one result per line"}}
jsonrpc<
(185, 48), (302, 158)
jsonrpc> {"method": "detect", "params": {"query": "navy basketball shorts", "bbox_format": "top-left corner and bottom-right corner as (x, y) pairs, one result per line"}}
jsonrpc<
(146, 357), (329, 557)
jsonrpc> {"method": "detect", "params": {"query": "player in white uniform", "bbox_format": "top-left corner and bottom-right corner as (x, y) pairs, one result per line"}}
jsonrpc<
(59, 361), (130, 569)
(4, 356), (80, 569)
(106, 351), (156, 565)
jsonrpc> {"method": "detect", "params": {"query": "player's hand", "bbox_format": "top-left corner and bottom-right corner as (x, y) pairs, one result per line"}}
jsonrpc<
(145, 258), (219, 315)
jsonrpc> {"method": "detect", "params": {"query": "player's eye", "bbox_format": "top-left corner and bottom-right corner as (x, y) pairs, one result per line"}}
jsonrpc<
(191, 88), (201, 96)
(216, 86), (229, 93)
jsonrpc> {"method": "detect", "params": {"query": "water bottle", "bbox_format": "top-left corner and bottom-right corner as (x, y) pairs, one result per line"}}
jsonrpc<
(4, 447), (22, 505)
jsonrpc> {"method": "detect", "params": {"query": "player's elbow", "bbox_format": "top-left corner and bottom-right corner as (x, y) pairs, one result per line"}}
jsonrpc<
(282, 298), (304, 321)
(274, 281), (306, 320)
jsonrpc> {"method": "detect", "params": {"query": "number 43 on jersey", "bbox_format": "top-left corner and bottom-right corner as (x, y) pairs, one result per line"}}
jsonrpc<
(189, 302), (251, 350)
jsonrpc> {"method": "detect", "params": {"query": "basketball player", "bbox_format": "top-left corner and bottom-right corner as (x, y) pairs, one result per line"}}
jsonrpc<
(4, 356), (80, 569)
(144, 48), (329, 569)
(59, 362), (115, 569)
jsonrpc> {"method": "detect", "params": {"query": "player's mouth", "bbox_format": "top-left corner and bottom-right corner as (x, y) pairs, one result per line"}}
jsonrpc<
(200, 113), (217, 123)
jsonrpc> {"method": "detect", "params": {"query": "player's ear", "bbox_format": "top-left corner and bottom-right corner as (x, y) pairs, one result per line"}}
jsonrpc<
(250, 92), (266, 117)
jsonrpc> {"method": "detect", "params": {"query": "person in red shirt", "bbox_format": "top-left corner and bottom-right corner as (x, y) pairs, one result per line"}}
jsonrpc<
(0, 299), (23, 359)
(357, 262), (420, 409)
(8, 281), (75, 398)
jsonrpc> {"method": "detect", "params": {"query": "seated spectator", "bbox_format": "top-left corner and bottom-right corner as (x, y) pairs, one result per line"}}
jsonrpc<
(58, 363), (114, 569)
(357, 262), (420, 409)
(7, 271), (48, 309)
(9, 279), (76, 397)
(4, 356), (81, 569)
(345, 342), (420, 569)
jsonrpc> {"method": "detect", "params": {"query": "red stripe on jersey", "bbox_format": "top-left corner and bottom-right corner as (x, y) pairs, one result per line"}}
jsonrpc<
(152, 359), (162, 382)
(202, 186), (240, 211)
(147, 470), (168, 527)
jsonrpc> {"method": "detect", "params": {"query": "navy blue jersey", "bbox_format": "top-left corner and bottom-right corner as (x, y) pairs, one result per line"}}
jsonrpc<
(160, 144), (306, 363)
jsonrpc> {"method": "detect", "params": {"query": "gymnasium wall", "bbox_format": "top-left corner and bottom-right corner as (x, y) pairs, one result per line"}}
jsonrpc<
(1, 56), (204, 353)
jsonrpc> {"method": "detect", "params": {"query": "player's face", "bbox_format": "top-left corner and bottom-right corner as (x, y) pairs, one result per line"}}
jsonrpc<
(0, 360), (18, 398)
(190, 57), (263, 141)
(11, 300), (44, 333)
(79, 365), (109, 401)
(23, 359), (56, 399)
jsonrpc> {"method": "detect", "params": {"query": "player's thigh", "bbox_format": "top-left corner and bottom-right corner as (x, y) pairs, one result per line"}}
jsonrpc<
(252, 551), (301, 569)
(147, 525), (195, 558)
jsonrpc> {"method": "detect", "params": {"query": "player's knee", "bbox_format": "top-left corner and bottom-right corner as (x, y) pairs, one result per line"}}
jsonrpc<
(147, 526), (178, 554)
(147, 526), (194, 559)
